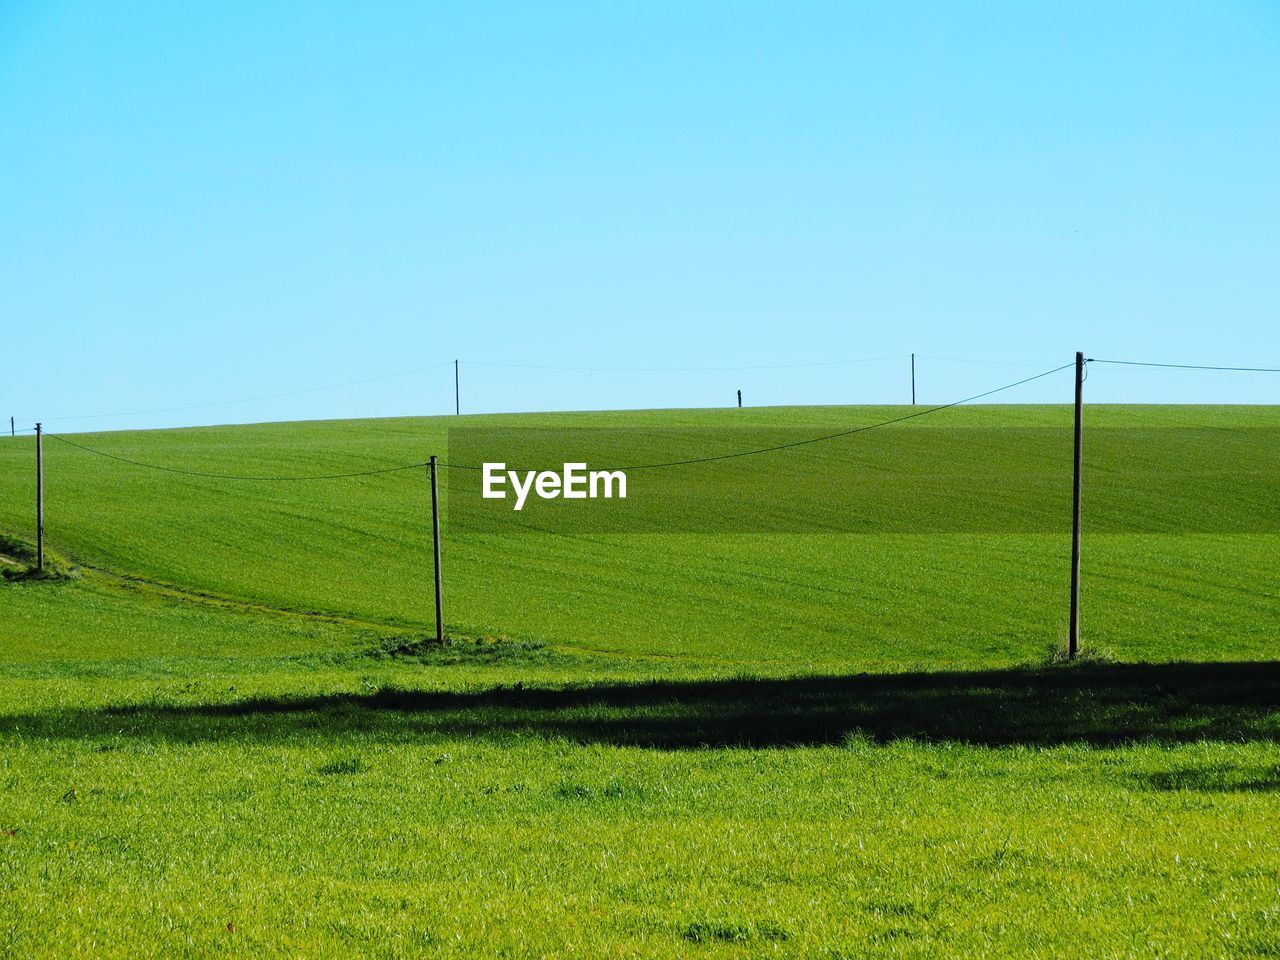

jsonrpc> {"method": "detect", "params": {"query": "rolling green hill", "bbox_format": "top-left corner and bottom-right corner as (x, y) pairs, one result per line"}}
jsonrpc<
(1, 405), (1278, 958)
(1, 404), (1276, 667)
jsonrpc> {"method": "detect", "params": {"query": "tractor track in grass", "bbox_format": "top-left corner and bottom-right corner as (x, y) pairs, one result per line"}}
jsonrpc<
(3, 533), (717, 666)
(84, 566), (737, 665)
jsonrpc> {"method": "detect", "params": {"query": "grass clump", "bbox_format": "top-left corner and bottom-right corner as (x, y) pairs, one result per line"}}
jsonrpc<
(315, 755), (369, 776)
(368, 634), (550, 666)
(680, 920), (789, 944)
(0, 534), (75, 581)
(1043, 641), (1118, 666)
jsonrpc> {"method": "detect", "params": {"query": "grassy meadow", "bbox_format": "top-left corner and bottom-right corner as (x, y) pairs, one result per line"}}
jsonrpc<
(0, 404), (1278, 957)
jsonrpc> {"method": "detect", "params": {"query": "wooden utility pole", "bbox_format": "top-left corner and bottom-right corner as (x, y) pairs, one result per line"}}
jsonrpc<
(9, 417), (13, 437)
(35, 423), (44, 572)
(911, 354), (916, 405)
(1068, 351), (1084, 657)
(454, 360), (460, 416)
(429, 455), (445, 644)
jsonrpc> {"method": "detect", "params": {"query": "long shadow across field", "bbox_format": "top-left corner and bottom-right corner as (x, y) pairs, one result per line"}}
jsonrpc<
(7, 661), (1280, 748)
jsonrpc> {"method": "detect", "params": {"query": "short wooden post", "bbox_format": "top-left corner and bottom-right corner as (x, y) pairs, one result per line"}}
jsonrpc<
(429, 455), (444, 643)
(35, 423), (44, 572)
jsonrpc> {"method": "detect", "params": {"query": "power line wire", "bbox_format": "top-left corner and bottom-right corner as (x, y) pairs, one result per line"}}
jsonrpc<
(443, 361), (1077, 473)
(27, 360), (455, 423)
(43, 433), (427, 481)
(462, 355), (908, 373)
(1091, 358), (1280, 373)
(8, 354), (913, 427)
(39, 361), (1073, 479)
(36, 354), (1268, 477)
(18, 352), (1279, 429)
(914, 354), (1055, 369)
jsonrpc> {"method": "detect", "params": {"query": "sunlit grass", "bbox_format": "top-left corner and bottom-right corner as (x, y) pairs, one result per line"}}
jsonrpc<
(1, 406), (1277, 956)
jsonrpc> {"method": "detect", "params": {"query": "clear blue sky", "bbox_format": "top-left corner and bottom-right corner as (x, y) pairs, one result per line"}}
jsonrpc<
(2, 1), (1278, 432)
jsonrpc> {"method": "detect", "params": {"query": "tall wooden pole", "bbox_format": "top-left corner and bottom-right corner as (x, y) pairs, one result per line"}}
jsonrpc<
(1068, 352), (1084, 658)
(429, 455), (444, 644)
(35, 423), (44, 573)
(911, 353), (916, 405)
(454, 360), (460, 416)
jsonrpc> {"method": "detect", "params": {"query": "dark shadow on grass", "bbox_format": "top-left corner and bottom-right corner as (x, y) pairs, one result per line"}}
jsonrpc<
(4, 661), (1280, 749)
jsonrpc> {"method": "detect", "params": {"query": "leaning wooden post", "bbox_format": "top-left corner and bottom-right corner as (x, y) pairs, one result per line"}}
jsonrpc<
(35, 423), (44, 572)
(429, 455), (445, 644)
(1068, 352), (1085, 658)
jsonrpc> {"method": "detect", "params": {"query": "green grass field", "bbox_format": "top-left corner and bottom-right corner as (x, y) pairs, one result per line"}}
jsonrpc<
(1, 405), (1278, 957)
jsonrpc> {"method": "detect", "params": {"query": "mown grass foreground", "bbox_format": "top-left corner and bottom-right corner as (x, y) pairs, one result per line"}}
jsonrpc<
(1, 405), (1278, 957)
